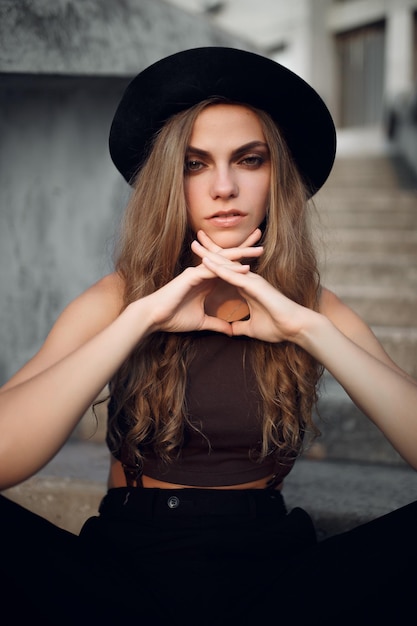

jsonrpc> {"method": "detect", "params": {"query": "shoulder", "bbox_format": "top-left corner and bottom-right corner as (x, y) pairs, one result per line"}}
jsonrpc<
(46, 272), (125, 344)
(74, 272), (125, 315)
(54, 271), (125, 324)
(2, 272), (126, 389)
(319, 287), (348, 318)
(318, 285), (373, 339)
(318, 286), (403, 372)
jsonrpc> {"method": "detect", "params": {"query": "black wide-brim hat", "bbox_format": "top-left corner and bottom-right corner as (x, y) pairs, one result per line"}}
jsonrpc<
(109, 47), (336, 196)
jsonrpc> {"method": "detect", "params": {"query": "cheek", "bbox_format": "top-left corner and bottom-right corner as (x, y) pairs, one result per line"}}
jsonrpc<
(183, 179), (190, 206)
(184, 185), (200, 230)
(184, 179), (198, 211)
(251, 178), (270, 218)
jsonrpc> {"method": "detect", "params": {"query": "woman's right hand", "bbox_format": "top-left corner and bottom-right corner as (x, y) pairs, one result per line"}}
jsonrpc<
(142, 227), (263, 335)
(144, 258), (248, 335)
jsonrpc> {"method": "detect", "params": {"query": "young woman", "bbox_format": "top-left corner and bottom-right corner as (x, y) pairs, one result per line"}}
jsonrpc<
(1, 47), (416, 625)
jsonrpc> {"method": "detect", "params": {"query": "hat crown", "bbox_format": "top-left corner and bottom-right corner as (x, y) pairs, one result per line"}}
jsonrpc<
(109, 47), (336, 196)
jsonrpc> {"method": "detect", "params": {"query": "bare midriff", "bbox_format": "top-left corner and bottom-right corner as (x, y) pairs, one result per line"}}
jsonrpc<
(141, 474), (282, 490)
(108, 459), (282, 490)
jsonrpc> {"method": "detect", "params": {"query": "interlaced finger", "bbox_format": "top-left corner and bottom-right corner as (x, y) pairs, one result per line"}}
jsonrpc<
(191, 241), (252, 273)
(192, 237), (262, 264)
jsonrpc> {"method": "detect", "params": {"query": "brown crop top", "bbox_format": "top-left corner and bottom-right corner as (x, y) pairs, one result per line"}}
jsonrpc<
(106, 332), (296, 487)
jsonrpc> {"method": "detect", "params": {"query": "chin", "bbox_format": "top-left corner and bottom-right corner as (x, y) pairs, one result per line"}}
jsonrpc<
(209, 231), (248, 249)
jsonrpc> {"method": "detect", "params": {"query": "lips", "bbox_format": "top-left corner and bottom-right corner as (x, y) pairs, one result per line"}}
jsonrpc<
(208, 210), (246, 228)
(211, 210), (243, 218)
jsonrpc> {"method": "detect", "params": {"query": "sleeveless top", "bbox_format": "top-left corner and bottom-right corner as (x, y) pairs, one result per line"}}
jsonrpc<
(106, 332), (296, 487)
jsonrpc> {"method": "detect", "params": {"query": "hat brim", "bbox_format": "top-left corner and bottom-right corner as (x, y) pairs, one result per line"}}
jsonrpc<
(109, 47), (336, 196)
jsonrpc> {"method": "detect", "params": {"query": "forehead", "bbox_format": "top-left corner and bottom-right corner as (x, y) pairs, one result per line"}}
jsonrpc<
(189, 103), (265, 142)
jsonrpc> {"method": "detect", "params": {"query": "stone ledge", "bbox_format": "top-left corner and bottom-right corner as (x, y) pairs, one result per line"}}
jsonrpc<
(3, 477), (105, 535)
(284, 458), (417, 538)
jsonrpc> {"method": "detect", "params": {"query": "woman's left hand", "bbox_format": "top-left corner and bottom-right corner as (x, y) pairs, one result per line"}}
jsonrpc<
(191, 239), (313, 344)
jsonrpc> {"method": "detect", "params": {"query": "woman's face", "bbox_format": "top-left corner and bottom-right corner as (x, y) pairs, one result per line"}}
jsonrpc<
(184, 103), (271, 248)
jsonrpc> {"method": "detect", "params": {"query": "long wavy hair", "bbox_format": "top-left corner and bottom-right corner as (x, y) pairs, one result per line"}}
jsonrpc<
(107, 98), (323, 473)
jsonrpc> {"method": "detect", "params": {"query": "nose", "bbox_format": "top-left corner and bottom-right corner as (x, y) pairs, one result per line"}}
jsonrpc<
(210, 166), (238, 200)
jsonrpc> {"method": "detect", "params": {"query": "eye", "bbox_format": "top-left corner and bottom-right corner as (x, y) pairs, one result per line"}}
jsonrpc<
(184, 159), (205, 173)
(238, 154), (265, 168)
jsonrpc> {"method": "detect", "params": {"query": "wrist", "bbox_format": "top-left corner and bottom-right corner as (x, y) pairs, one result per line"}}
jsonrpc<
(123, 297), (158, 339)
(294, 310), (333, 355)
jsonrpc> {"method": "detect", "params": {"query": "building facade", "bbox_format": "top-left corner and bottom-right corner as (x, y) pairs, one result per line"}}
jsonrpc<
(168, 0), (417, 129)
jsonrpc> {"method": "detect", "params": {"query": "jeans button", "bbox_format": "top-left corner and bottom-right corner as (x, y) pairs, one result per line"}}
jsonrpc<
(167, 496), (180, 509)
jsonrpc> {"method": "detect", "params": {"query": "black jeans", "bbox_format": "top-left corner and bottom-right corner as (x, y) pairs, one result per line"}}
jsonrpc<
(1, 488), (416, 625)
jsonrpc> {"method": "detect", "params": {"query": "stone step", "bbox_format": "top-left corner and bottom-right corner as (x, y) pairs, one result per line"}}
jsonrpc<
(321, 228), (417, 254)
(326, 285), (417, 327)
(3, 443), (416, 539)
(317, 189), (417, 231)
(322, 251), (417, 265)
(322, 255), (417, 286)
(372, 325), (417, 378)
(319, 206), (417, 229)
(317, 188), (417, 211)
(324, 156), (404, 188)
(313, 184), (417, 204)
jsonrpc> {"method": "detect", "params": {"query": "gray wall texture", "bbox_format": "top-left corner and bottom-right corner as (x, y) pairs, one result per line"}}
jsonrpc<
(0, 0), (254, 384)
(0, 0), (249, 74)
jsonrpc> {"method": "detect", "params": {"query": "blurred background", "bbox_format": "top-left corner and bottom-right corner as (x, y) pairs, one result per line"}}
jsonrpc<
(1, 0), (417, 536)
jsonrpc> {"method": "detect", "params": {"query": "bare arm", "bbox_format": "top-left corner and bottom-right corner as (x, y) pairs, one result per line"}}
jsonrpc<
(303, 290), (417, 466)
(0, 272), (148, 488)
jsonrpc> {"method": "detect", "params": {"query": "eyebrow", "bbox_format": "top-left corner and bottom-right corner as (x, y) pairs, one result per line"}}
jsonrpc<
(186, 141), (269, 159)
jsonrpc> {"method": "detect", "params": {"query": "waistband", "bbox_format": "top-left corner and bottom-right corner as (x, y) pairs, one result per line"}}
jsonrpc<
(99, 487), (287, 521)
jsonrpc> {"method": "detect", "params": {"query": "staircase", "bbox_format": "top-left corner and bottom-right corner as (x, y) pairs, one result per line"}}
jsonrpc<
(318, 153), (417, 378)
(310, 152), (417, 468)
(3, 144), (417, 538)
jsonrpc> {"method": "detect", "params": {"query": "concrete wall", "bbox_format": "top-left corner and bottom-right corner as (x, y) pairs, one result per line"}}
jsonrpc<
(0, 75), (129, 383)
(0, 0), (254, 384)
(0, 0), (252, 75)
